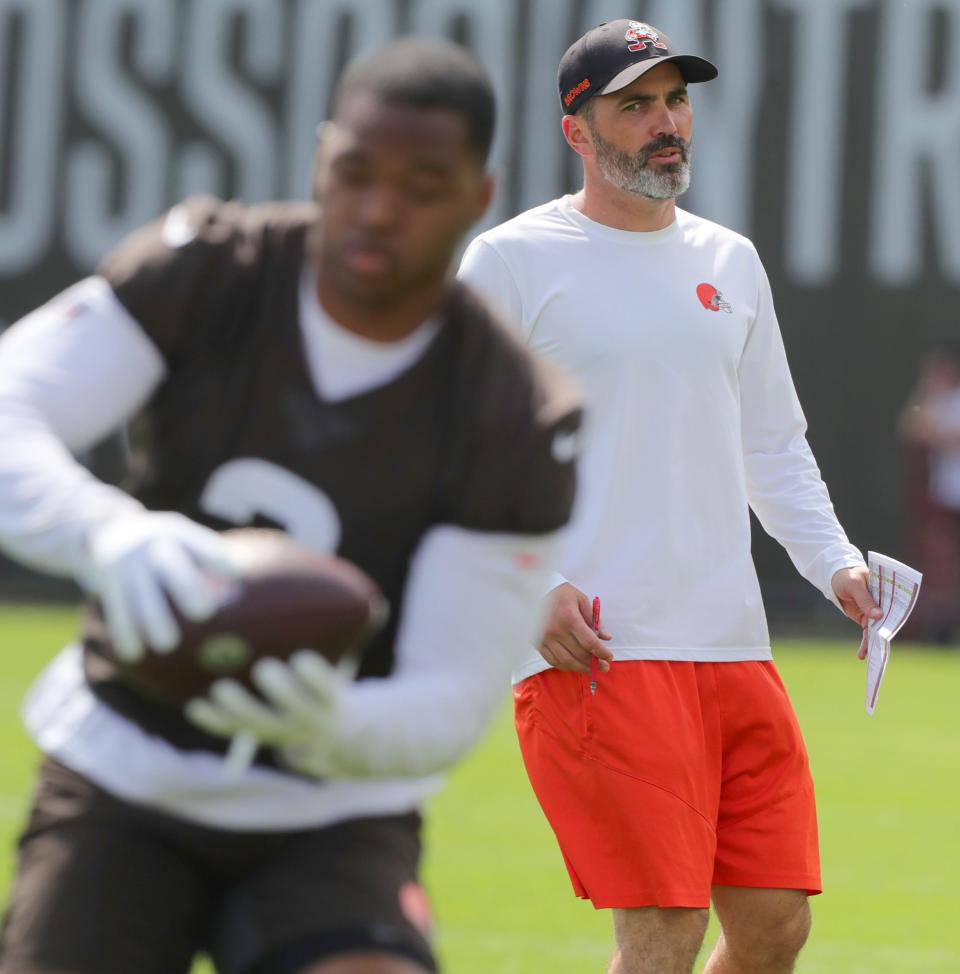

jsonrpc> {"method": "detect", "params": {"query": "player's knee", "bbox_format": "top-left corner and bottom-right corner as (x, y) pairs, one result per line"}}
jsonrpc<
(726, 897), (811, 966)
(673, 905), (711, 946)
(613, 906), (709, 970)
(773, 899), (812, 959)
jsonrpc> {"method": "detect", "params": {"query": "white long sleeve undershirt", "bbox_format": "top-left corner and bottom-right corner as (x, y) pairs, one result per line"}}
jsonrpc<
(1, 276), (558, 828)
(0, 278), (161, 576)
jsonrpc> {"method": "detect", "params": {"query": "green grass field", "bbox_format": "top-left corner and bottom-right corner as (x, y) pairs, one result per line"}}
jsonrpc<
(1, 604), (957, 973)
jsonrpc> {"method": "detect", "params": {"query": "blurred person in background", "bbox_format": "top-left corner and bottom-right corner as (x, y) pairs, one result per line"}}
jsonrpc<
(460, 18), (881, 974)
(0, 38), (581, 974)
(898, 346), (960, 643)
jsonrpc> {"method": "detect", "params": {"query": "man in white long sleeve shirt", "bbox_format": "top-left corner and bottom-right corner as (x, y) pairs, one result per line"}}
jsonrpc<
(459, 19), (880, 974)
(0, 39), (581, 974)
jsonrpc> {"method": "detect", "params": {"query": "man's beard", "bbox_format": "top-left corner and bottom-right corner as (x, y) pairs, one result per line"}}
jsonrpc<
(590, 128), (692, 200)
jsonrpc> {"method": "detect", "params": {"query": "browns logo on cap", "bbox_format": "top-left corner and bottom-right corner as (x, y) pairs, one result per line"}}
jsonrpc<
(563, 78), (592, 108)
(557, 19), (717, 115)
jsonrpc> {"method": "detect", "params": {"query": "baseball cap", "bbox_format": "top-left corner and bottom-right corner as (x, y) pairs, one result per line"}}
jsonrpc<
(558, 19), (718, 115)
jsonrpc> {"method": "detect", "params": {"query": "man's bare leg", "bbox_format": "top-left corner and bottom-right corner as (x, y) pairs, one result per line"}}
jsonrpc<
(703, 888), (811, 974)
(606, 906), (709, 974)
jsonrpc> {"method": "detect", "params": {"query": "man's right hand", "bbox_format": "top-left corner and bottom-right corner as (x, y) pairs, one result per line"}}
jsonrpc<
(538, 583), (614, 673)
(185, 650), (347, 778)
(78, 511), (238, 662)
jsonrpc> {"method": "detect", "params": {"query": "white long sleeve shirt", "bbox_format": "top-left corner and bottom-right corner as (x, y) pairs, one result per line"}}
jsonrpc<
(460, 197), (864, 679)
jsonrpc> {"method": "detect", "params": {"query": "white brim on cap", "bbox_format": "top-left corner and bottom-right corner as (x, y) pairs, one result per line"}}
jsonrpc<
(599, 53), (718, 95)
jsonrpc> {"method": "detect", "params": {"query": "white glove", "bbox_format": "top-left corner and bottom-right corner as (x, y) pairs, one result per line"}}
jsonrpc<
(78, 511), (237, 662)
(184, 650), (349, 778)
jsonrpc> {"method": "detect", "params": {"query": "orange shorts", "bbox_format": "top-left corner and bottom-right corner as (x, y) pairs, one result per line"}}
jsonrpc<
(514, 660), (821, 909)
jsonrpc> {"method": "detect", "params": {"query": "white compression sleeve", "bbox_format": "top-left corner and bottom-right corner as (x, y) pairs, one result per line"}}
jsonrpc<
(327, 524), (558, 778)
(0, 277), (166, 577)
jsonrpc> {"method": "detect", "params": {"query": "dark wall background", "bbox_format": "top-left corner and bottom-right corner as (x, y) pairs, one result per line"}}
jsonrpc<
(2, 0), (959, 623)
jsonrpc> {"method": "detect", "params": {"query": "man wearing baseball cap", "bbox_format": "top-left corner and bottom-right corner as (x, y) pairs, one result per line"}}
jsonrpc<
(460, 18), (881, 974)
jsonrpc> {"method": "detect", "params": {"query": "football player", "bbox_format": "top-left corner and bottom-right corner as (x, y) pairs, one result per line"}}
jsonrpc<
(0, 38), (580, 974)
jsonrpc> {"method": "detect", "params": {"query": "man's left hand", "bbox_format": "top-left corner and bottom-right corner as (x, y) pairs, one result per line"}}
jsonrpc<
(185, 650), (347, 776)
(832, 566), (883, 658)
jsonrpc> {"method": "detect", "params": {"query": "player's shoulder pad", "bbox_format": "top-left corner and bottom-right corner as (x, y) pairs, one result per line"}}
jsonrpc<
(99, 197), (316, 362)
(98, 195), (237, 299)
(102, 195), (315, 275)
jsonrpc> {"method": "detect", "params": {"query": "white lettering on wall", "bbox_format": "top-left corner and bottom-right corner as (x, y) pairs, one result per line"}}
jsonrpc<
(0, 0), (958, 289)
(408, 0), (518, 228)
(285, 0), (397, 200)
(517, 0), (573, 209)
(0, 0), (66, 273)
(182, 0), (285, 203)
(64, 0), (176, 267)
(871, 0), (960, 285)
(775, 0), (872, 285)
(657, 0), (763, 236)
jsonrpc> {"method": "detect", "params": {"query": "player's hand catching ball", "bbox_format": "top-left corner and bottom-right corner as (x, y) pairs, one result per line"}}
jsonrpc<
(831, 566), (883, 659)
(184, 650), (350, 777)
(538, 583), (613, 674)
(78, 511), (238, 662)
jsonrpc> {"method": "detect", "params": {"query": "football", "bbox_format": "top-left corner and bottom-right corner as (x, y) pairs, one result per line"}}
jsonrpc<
(111, 528), (387, 706)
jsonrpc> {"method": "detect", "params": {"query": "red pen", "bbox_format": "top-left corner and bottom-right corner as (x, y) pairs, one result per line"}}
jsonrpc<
(589, 596), (601, 696)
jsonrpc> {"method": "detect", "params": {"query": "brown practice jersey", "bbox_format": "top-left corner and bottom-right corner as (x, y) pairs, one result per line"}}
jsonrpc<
(81, 196), (581, 759)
